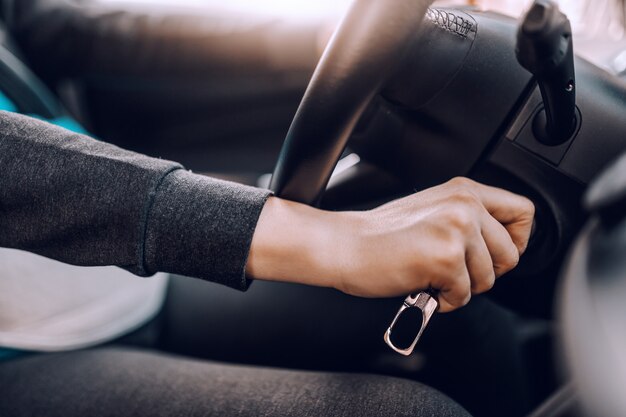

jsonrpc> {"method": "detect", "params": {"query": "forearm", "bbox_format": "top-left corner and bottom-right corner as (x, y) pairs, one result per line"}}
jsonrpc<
(0, 111), (270, 288)
(246, 196), (352, 290)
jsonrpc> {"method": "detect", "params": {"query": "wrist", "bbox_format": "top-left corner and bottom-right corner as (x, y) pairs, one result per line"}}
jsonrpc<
(246, 197), (353, 290)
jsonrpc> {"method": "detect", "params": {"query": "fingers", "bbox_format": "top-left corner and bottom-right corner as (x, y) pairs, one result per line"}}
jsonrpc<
(438, 265), (471, 313)
(503, 213), (535, 255)
(448, 177), (535, 255)
(462, 179), (534, 224)
(465, 231), (497, 293)
(480, 211), (520, 277)
(438, 225), (496, 312)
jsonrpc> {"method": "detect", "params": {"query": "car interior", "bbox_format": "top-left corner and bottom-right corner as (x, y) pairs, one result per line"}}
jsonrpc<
(2, 0), (626, 416)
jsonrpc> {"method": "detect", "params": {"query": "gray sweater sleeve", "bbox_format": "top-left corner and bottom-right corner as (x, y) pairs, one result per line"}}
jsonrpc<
(0, 111), (271, 290)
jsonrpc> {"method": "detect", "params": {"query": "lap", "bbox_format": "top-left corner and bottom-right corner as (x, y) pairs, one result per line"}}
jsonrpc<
(153, 277), (527, 417)
(0, 347), (471, 417)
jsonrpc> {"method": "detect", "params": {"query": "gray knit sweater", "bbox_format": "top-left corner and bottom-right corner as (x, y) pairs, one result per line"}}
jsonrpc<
(0, 111), (272, 290)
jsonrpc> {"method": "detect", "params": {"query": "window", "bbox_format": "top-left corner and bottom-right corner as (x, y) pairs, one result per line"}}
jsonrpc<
(95, 0), (352, 20)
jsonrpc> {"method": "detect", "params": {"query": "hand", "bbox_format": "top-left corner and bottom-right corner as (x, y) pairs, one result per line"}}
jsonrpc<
(332, 177), (534, 311)
(247, 177), (535, 312)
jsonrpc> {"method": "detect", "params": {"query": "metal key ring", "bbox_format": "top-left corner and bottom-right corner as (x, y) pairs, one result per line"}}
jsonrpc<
(384, 291), (439, 356)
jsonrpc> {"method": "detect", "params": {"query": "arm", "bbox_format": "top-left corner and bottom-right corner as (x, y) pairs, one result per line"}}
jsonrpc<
(0, 111), (534, 309)
(6, 0), (325, 81)
(0, 111), (270, 289)
(248, 178), (535, 312)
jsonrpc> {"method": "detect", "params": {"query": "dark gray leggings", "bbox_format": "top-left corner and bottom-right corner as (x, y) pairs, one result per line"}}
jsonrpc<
(0, 275), (533, 417)
(0, 347), (470, 417)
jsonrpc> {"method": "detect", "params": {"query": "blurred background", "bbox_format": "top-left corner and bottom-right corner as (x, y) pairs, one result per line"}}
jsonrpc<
(97, 0), (626, 49)
(74, 0), (626, 185)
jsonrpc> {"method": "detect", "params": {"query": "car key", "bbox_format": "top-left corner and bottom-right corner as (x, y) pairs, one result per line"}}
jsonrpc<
(384, 291), (439, 356)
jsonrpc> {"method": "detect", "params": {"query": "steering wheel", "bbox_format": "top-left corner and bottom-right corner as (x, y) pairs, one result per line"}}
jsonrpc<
(270, 0), (432, 204)
(269, 0), (449, 355)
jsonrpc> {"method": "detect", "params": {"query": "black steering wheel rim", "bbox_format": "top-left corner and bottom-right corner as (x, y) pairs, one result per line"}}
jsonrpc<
(270, 0), (433, 205)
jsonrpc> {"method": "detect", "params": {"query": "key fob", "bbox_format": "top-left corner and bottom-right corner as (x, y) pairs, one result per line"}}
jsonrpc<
(384, 291), (439, 356)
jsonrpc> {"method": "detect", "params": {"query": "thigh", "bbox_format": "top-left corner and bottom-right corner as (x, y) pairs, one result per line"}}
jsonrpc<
(158, 275), (399, 370)
(159, 276), (525, 376)
(0, 347), (471, 417)
(156, 276), (530, 417)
